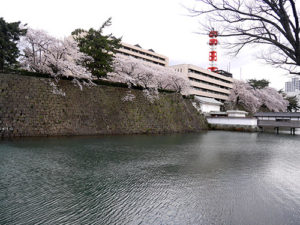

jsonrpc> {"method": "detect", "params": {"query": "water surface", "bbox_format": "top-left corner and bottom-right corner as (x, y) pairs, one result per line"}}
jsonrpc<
(1, 131), (300, 225)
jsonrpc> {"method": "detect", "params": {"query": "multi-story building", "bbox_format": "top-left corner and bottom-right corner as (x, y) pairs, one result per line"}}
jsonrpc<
(285, 77), (300, 93)
(285, 77), (300, 112)
(171, 64), (233, 102)
(117, 42), (169, 67)
(116, 41), (233, 104)
(292, 77), (300, 91)
(285, 81), (293, 93)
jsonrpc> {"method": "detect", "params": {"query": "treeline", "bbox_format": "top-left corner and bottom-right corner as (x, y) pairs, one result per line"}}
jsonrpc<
(226, 79), (299, 113)
(1, 17), (120, 79)
(0, 17), (189, 95)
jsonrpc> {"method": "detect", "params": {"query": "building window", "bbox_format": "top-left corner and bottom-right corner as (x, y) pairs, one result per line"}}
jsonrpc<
(188, 69), (232, 84)
(189, 77), (230, 90)
(192, 86), (229, 96)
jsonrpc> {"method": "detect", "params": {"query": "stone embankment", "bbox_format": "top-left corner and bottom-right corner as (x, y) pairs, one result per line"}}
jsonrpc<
(0, 73), (208, 137)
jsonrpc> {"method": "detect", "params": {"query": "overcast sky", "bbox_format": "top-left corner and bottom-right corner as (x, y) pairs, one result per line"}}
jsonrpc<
(0, 0), (295, 89)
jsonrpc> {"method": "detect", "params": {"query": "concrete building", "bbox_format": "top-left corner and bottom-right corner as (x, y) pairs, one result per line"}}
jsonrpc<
(171, 64), (233, 102)
(285, 81), (293, 92)
(117, 42), (169, 67)
(292, 77), (300, 91)
(285, 77), (300, 93)
(116, 42), (232, 109)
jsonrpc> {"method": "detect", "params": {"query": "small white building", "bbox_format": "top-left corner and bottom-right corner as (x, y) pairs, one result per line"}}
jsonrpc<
(227, 110), (248, 117)
(194, 96), (223, 113)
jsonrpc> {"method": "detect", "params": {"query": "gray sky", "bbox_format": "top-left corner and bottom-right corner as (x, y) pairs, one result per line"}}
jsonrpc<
(0, 0), (294, 89)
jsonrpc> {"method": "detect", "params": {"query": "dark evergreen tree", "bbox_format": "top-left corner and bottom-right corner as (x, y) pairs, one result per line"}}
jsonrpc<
(0, 17), (26, 71)
(278, 90), (299, 112)
(285, 96), (300, 112)
(247, 79), (270, 89)
(72, 18), (121, 78)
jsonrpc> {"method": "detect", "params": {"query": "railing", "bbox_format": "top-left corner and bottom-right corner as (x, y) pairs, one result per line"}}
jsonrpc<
(257, 120), (300, 128)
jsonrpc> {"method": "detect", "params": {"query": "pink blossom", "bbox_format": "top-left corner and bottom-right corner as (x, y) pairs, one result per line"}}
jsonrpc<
(227, 80), (288, 113)
(108, 54), (191, 94)
(20, 28), (92, 79)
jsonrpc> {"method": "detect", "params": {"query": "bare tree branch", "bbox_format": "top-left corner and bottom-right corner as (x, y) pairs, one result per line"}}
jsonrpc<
(189, 0), (300, 74)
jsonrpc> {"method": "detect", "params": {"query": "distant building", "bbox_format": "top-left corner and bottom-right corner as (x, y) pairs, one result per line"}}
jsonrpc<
(284, 77), (300, 112)
(285, 77), (300, 93)
(171, 64), (233, 102)
(285, 81), (293, 92)
(117, 42), (169, 67)
(292, 77), (300, 91)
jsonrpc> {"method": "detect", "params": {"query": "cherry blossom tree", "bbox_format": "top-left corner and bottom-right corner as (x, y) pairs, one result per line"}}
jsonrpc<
(227, 80), (288, 113)
(108, 54), (191, 95)
(227, 80), (261, 113)
(20, 29), (191, 97)
(256, 87), (288, 112)
(20, 28), (92, 80)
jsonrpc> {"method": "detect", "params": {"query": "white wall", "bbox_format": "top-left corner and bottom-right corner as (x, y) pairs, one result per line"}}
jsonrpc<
(207, 117), (257, 126)
(227, 112), (247, 117)
(201, 104), (221, 113)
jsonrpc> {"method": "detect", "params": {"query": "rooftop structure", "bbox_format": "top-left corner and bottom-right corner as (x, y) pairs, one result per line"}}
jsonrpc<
(215, 70), (233, 78)
(117, 42), (169, 67)
(171, 64), (233, 102)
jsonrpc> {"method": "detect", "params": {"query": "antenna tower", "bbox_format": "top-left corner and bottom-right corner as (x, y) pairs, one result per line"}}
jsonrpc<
(208, 29), (218, 72)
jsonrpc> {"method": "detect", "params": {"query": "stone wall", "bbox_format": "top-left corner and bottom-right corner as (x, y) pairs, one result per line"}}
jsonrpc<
(0, 73), (208, 137)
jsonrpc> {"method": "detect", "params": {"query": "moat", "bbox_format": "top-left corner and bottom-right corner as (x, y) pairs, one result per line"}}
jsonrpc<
(1, 131), (300, 224)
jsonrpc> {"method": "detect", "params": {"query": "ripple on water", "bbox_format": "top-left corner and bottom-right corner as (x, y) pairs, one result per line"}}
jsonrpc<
(1, 132), (300, 225)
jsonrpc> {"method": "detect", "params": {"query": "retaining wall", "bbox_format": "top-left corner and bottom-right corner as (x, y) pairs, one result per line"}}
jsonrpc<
(0, 73), (208, 137)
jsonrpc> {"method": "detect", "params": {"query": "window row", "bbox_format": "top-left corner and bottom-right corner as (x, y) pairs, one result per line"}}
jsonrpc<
(189, 77), (230, 90)
(188, 69), (232, 84)
(121, 46), (166, 62)
(118, 52), (165, 66)
(192, 86), (229, 96)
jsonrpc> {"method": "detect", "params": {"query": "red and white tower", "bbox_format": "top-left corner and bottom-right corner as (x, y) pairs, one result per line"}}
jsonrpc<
(208, 30), (218, 72)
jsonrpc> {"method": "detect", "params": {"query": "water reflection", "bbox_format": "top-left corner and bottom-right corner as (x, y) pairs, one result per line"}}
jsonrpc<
(1, 132), (300, 224)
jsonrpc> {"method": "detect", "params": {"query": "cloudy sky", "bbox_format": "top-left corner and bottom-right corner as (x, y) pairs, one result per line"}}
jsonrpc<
(0, 0), (295, 89)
